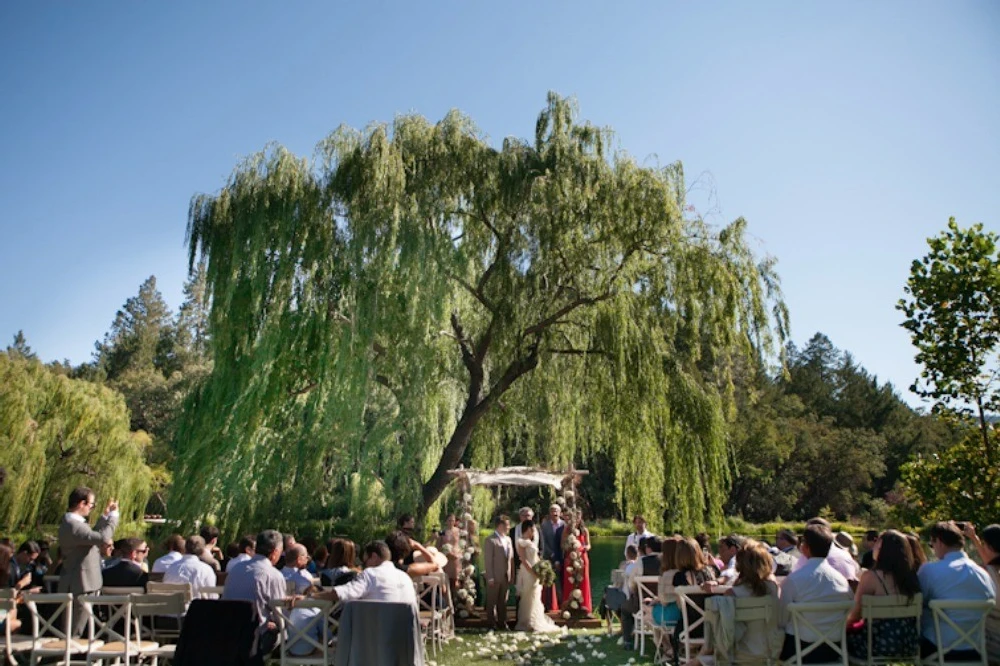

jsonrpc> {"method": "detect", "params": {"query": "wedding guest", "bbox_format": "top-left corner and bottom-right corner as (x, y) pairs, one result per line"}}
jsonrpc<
(514, 508), (539, 550)
(386, 531), (440, 579)
(164, 535), (216, 598)
(436, 513), (461, 590)
(223, 529), (286, 655)
(321, 538), (360, 586)
(962, 523), (999, 665)
(281, 544), (316, 594)
(859, 530), (880, 570)
(700, 540), (783, 663)
(779, 524), (852, 663)
(674, 537), (717, 587)
(102, 537), (149, 588)
(640, 536), (664, 576)
(696, 532), (724, 573)
(199, 525), (223, 572)
(653, 536), (681, 627)
(793, 518), (859, 583)
(774, 529), (800, 575)
(57, 487), (119, 634)
(10, 541), (39, 588)
(226, 534), (256, 572)
(276, 533), (297, 569)
(0, 544), (24, 634)
(152, 534), (185, 574)
(905, 532), (927, 570)
(539, 504), (565, 609)
(845, 530), (920, 660)
(484, 515), (514, 630)
(717, 535), (745, 584)
(625, 515), (654, 557)
(397, 514), (416, 539)
(917, 521), (996, 660)
(315, 540), (418, 609)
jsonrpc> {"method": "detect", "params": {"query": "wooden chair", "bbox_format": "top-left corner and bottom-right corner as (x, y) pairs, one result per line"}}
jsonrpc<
(783, 600), (854, 666)
(704, 594), (780, 666)
(146, 581), (193, 603)
(101, 586), (145, 595)
(24, 592), (92, 666)
(675, 585), (715, 665)
(847, 594), (921, 666)
(634, 575), (660, 656)
(1, 595), (33, 666)
(270, 599), (334, 665)
(922, 599), (993, 666)
(79, 593), (160, 666)
(130, 593), (185, 665)
(416, 575), (445, 656)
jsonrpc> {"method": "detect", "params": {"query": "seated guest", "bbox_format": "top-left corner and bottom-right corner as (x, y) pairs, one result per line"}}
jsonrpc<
(100, 540), (121, 570)
(321, 538), (361, 586)
(859, 530), (879, 570)
(0, 544), (24, 634)
(314, 540), (417, 609)
(674, 537), (717, 587)
(618, 544), (639, 571)
(779, 524), (852, 663)
(223, 530), (286, 655)
(625, 515), (654, 558)
(226, 534), (256, 572)
(164, 535), (217, 598)
(102, 537), (149, 588)
(385, 531), (440, 579)
(276, 533), (297, 569)
(962, 523), (999, 665)
(282, 545), (316, 594)
(845, 530), (921, 659)
(311, 545), (328, 577)
(653, 537), (682, 627)
(917, 521), (996, 661)
(152, 534), (185, 574)
(701, 540), (783, 663)
(199, 525), (223, 572)
(620, 537), (669, 647)
(905, 532), (927, 570)
(717, 535), (744, 584)
(774, 529), (801, 575)
(10, 541), (39, 587)
(696, 532), (724, 573)
(793, 518), (859, 583)
(640, 536), (663, 576)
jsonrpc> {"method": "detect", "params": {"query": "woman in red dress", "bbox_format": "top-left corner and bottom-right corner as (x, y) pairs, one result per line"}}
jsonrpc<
(560, 512), (592, 613)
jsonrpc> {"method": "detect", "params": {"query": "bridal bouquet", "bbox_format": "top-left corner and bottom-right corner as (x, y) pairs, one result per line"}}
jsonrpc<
(532, 560), (556, 587)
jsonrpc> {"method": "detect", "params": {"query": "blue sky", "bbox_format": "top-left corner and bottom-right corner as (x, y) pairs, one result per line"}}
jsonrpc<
(1, 2), (997, 406)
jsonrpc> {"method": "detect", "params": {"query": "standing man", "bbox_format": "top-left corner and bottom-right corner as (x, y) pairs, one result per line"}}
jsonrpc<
(58, 486), (118, 633)
(539, 504), (565, 600)
(484, 515), (513, 630)
(624, 515), (654, 558)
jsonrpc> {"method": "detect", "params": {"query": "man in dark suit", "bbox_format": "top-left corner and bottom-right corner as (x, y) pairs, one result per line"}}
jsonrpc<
(57, 486), (118, 633)
(102, 537), (149, 588)
(640, 536), (662, 575)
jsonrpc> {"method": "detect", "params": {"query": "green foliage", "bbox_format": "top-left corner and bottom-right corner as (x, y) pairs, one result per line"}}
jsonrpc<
(0, 353), (153, 530)
(6, 331), (36, 360)
(898, 218), (1000, 467)
(897, 430), (1000, 527)
(174, 93), (788, 538)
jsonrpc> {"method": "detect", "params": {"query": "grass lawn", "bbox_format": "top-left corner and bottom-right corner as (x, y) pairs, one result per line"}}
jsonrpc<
(432, 628), (657, 666)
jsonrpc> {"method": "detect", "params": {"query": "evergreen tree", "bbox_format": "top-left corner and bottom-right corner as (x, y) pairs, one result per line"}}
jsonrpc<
(95, 276), (174, 380)
(7, 330), (36, 360)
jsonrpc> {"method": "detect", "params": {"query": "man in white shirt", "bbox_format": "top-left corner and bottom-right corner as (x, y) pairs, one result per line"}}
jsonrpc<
(151, 534), (185, 574)
(717, 535), (744, 584)
(917, 521), (997, 659)
(792, 518), (859, 583)
(317, 540), (417, 609)
(281, 544), (316, 594)
(779, 524), (852, 663)
(624, 515), (654, 558)
(164, 535), (217, 599)
(226, 534), (256, 572)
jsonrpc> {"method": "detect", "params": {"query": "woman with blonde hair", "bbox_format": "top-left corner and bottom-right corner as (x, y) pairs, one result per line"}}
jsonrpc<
(653, 537), (682, 626)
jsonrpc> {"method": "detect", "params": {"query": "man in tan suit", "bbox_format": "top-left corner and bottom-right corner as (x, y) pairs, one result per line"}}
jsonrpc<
(484, 514), (513, 630)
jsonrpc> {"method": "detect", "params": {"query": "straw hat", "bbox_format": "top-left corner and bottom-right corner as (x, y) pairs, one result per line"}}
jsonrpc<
(834, 531), (858, 557)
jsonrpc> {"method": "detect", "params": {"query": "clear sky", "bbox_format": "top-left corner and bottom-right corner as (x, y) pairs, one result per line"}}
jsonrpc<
(1, 2), (997, 407)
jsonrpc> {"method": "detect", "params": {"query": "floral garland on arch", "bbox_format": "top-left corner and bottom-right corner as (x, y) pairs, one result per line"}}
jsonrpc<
(451, 480), (480, 618)
(556, 477), (589, 621)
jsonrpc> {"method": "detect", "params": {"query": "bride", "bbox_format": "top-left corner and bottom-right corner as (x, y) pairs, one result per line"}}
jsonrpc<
(515, 520), (560, 633)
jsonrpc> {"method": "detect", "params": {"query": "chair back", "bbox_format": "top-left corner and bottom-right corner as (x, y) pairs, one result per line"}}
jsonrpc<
(132, 592), (187, 620)
(675, 585), (715, 664)
(102, 586), (146, 595)
(732, 594), (777, 624)
(2, 595), (32, 663)
(148, 572), (165, 583)
(854, 594), (921, 665)
(335, 600), (423, 666)
(786, 600), (853, 666)
(24, 593), (78, 664)
(79, 593), (133, 646)
(147, 581), (194, 603)
(925, 599), (993, 666)
(42, 575), (61, 592)
(271, 599), (332, 665)
(200, 585), (226, 597)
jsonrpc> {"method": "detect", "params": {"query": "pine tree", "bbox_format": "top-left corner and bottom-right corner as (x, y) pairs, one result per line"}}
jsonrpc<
(7, 330), (36, 360)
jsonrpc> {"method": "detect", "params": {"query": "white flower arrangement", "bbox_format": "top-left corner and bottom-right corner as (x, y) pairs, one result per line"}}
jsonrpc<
(571, 589), (583, 601)
(555, 496), (565, 506)
(462, 512), (473, 521)
(440, 544), (453, 554)
(572, 529), (580, 537)
(463, 493), (472, 502)
(561, 611), (570, 619)
(565, 565), (574, 573)
(564, 490), (575, 500)
(463, 565), (475, 576)
(570, 600), (579, 609)
(457, 588), (468, 600)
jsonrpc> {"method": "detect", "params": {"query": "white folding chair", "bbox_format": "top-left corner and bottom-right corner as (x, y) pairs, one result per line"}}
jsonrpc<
(1, 595), (34, 666)
(145, 582), (192, 603)
(922, 599), (993, 666)
(634, 575), (660, 656)
(79, 593), (160, 665)
(704, 594), (780, 666)
(270, 599), (333, 665)
(198, 585), (225, 598)
(135, 587), (187, 644)
(25, 592), (92, 666)
(846, 594), (921, 666)
(416, 576), (444, 656)
(675, 585), (714, 665)
(784, 600), (854, 666)
(130, 593), (185, 665)
(42, 576), (61, 593)
(100, 587), (146, 596)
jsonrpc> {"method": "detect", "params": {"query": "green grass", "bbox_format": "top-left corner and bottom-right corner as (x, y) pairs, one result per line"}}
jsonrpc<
(433, 628), (656, 666)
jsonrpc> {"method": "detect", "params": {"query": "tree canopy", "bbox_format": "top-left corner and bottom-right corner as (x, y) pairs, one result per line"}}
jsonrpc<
(173, 94), (789, 536)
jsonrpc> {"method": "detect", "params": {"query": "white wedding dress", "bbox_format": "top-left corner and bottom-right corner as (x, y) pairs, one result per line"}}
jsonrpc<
(515, 539), (560, 633)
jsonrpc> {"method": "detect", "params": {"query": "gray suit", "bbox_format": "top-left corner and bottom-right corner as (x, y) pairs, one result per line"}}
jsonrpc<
(58, 511), (117, 633)
(483, 532), (513, 629)
(57, 512), (118, 594)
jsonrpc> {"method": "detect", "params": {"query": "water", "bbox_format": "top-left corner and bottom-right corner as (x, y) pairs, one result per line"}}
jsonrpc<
(588, 536), (627, 598)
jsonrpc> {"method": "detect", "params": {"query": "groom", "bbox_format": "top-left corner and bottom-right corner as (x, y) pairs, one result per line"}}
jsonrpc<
(484, 515), (513, 630)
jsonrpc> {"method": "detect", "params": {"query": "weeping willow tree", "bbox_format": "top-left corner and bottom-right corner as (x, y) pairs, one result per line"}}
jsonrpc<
(0, 353), (152, 530)
(173, 93), (788, 536)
